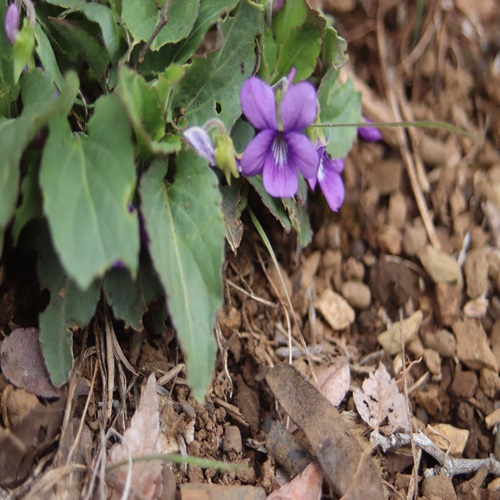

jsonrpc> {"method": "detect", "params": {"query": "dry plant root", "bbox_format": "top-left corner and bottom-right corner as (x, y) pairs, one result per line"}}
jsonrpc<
(266, 363), (386, 499)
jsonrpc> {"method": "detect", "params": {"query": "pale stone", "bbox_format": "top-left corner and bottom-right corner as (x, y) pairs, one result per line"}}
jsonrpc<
(423, 348), (441, 377)
(377, 311), (423, 355)
(424, 423), (469, 456)
(341, 281), (372, 309)
(464, 248), (489, 299)
(418, 245), (463, 288)
(452, 319), (498, 372)
(315, 289), (355, 331)
(403, 225), (428, 256)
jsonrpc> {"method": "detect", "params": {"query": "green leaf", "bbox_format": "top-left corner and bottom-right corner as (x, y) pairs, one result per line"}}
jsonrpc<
(258, 25), (278, 81)
(34, 23), (65, 89)
(248, 176), (291, 232)
(282, 177), (312, 246)
(36, 225), (100, 387)
(13, 22), (36, 83)
(318, 68), (362, 159)
(273, 0), (308, 45)
(321, 25), (347, 70)
(171, 0), (264, 130)
(159, 0), (240, 65)
(12, 160), (42, 243)
(275, 10), (324, 81)
(40, 93), (139, 290)
(45, 0), (86, 7)
(0, 1), (19, 114)
(140, 153), (225, 400)
(74, 3), (123, 62)
(230, 117), (254, 153)
(123, 0), (200, 50)
(48, 17), (109, 82)
(116, 65), (182, 155)
(104, 250), (164, 330)
(0, 70), (79, 258)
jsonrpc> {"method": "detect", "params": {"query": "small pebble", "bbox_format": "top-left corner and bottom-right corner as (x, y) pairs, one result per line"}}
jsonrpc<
(387, 191), (407, 230)
(464, 248), (489, 299)
(479, 369), (500, 399)
(422, 329), (456, 358)
(421, 475), (457, 500)
(341, 281), (372, 309)
(377, 226), (402, 255)
(453, 319), (498, 372)
(326, 223), (341, 250)
(344, 257), (365, 281)
(450, 368), (477, 399)
(223, 425), (243, 454)
(418, 245), (463, 288)
(316, 289), (355, 330)
(403, 225), (427, 256)
(423, 348), (441, 377)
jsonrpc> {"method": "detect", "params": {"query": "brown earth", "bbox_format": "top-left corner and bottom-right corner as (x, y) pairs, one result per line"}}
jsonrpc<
(1, 1), (500, 498)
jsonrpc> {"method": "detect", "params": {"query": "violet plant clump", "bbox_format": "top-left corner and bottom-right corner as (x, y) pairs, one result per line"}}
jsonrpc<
(0, 0), (365, 400)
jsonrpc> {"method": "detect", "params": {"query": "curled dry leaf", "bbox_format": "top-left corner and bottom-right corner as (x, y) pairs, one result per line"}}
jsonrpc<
(317, 357), (351, 407)
(267, 462), (323, 500)
(353, 363), (411, 435)
(107, 373), (163, 499)
(0, 328), (61, 398)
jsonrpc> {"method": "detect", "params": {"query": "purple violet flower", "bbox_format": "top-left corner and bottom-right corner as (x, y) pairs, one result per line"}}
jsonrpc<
(4, 2), (19, 45)
(358, 118), (383, 142)
(308, 142), (345, 212)
(240, 77), (319, 198)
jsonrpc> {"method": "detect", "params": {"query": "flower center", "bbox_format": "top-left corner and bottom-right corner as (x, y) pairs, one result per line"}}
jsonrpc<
(272, 134), (288, 168)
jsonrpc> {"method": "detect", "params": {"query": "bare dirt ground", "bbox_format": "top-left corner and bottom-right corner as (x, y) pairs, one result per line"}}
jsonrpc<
(1, 1), (500, 498)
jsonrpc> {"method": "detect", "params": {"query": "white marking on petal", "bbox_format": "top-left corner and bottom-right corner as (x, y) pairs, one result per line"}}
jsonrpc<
(272, 135), (289, 168)
(317, 156), (326, 182)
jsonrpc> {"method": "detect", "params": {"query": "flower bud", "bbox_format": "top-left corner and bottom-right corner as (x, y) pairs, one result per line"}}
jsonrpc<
(4, 3), (19, 45)
(358, 118), (383, 142)
(214, 134), (240, 185)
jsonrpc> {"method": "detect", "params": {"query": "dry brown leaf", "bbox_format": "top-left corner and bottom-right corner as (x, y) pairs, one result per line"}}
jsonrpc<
(267, 462), (323, 500)
(0, 327), (61, 398)
(107, 373), (163, 499)
(317, 357), (351, 407)
(353, 363), (410, 435)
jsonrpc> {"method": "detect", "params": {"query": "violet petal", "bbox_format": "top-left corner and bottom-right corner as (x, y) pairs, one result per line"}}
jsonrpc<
(240, 129), (276, 176)
(358, 118), (383, 142)
(280, 82), (317, 132)
(263, 154), (298, 198)
(327, 156), (345, 174)
(286, 132), (319, 180)
(183, 127), (215, 164)
(308, 175), (317, 191)
(318, 166), (345, 212)
(240, 77), (278, 131)
(4, 3), (19, 45)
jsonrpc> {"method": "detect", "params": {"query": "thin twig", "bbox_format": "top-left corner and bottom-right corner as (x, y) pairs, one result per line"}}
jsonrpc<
(225, 278), (277, 307)
(371, 431), (500, 477)
(135, 0), (172, 69)
(376, 5), (441, 250)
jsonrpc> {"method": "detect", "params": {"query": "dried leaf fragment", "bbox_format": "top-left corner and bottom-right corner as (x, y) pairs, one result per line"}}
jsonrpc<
(353, 363), (411, 435)
(107, 373), (163, 499)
